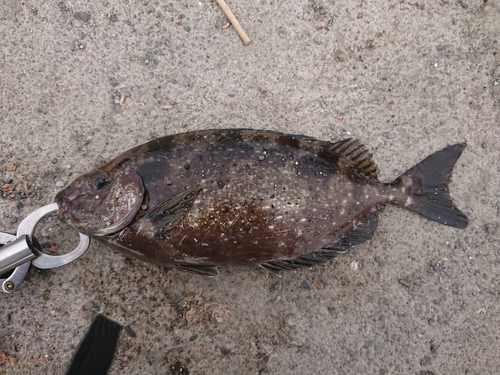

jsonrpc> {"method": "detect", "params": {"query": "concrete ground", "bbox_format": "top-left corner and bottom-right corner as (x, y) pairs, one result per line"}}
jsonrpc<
(1, 0), (499, 374)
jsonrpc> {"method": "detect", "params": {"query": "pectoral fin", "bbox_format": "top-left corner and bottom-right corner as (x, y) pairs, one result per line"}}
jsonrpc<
(144, 186), (202, 234)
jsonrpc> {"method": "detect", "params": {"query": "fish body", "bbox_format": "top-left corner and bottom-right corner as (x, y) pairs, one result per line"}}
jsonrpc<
(56, 129), (468, 275)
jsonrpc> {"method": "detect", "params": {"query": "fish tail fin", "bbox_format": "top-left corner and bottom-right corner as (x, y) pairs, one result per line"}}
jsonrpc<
(393, 143), (468, 229)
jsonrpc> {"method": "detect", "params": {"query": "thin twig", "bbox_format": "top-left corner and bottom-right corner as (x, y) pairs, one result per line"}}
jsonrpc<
(215, 0), (251, 45)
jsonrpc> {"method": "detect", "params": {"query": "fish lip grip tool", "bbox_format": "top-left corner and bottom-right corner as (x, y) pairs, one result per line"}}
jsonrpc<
(0, 203), (90, 293)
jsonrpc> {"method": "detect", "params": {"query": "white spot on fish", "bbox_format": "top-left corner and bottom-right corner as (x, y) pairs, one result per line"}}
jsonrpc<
(405, 196), (413, 206)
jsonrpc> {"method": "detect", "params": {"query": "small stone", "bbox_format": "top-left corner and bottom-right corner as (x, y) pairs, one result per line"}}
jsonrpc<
(428, 317), (437, 326)
(300, 280), (310, 290)
(83, 302), (93, 311)
(51, 158), (58, 164)
(420, 356), (432, 366)
(189, 335), (198, 341)
(74, 11), (90, 22)
(123, 91), (131, 97)
(398, 278), (411, 288)
(55, 181), (65, 187)
(109, 14), (118, 22)
(220, 346), (231, 355)
(65, 165), (72, 169)
(124, 325), (137, 337)
(269, 282), (281, 293)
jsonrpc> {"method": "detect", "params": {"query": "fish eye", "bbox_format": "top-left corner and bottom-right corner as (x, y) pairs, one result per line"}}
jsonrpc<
(91, 173), (110, 190)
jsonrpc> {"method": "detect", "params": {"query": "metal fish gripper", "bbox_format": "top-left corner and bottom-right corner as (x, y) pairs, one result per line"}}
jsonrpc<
(0, 203), (90, 293)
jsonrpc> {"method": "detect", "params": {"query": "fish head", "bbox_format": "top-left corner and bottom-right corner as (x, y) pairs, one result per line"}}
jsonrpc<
(55, 168), (145, 237)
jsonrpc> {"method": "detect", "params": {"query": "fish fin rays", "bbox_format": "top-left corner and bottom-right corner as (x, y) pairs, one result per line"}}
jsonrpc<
(175, 264), (220, 276)
(322, 208), (383, 254)
(259, 256), (319, 274)
(259, 210), (382, 274)
(259, 252), (338, 274)
(143, 186), (202, 234)
(393, 143), (468, 229)
(327, 138), (379, 182)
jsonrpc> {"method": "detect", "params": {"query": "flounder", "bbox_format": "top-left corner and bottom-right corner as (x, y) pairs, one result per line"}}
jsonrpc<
(56, 129), (468, 275)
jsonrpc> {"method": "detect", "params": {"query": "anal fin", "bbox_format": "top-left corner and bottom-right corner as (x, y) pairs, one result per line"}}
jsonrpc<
(175, 264), (220, 276)
(322, 208), (383, 254)
(259, 254), (329, 274)
(258, 209), (383, 275)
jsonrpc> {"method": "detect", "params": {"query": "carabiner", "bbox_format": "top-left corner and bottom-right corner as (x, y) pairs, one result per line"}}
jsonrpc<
(0, 203), (90, 293)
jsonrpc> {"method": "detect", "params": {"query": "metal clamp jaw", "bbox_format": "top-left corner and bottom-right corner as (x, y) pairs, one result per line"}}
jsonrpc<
(0, 203), (90, 294)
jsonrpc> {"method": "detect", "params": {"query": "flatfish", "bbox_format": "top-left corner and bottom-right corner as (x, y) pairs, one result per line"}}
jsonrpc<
(56, 129), (468, 275)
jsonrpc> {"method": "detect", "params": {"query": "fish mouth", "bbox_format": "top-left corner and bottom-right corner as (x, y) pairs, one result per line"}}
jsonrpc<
(55, 190), (80, 216)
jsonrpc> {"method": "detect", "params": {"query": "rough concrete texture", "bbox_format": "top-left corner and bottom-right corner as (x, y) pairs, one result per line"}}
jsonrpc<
(1, 0), (499, 374)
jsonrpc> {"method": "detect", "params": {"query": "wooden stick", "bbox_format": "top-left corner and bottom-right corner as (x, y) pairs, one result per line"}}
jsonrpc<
(215, 0), (251, 45)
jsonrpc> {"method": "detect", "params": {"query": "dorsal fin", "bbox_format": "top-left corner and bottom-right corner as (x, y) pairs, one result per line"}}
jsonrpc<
(327, 138), (378, 181)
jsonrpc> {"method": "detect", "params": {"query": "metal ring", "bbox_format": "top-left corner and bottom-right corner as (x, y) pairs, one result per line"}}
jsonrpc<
(16, 203), (90, 269)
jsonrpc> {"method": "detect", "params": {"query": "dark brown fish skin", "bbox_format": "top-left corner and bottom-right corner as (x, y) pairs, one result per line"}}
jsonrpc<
(55, 129), (468, 272)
